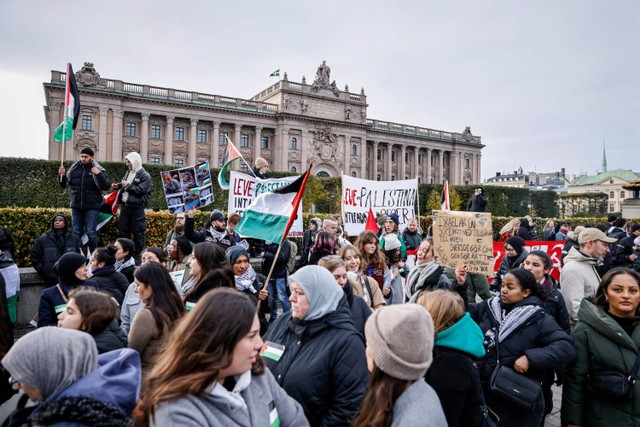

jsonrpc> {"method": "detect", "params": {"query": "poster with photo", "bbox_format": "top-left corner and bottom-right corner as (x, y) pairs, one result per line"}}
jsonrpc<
(161, 162), (214, 212)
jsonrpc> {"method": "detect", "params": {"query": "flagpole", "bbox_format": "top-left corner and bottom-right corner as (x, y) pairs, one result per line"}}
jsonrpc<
(60, 62), (71, 166)
(415, 175), (421, 230)
(225, 134), (254, 173)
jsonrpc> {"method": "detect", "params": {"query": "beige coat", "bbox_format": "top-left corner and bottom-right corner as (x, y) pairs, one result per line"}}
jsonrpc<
(128, 307), (170, 376)
(347, 271), (386, 310)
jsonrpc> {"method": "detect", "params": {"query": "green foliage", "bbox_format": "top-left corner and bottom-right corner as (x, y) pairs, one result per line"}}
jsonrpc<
(449, 187), (463, 211)
(530, 191), (559, 218)
(426, 189), (442, 213)
(558, 192), (608, 217)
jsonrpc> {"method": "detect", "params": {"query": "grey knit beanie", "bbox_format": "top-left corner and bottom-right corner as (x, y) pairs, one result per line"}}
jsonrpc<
(365, 304), (434, 380)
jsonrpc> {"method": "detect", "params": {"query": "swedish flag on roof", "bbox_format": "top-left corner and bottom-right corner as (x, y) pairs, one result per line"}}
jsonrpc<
(270, 69), (280, 77)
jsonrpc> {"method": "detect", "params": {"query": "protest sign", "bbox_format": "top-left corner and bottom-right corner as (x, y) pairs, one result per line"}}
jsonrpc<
(492, 240), (565, 282)
(228, 171), (304, 238)
(432, 210), (494, 276)
(161, 162), (214, 213)
(341, 175), (418, 236)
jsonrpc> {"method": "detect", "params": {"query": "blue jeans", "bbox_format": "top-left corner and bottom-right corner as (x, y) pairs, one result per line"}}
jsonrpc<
(71, 208), (99, 252)
(268, 277), (291, 320)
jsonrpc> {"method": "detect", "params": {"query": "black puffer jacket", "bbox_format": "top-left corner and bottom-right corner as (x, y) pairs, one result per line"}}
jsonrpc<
(262, 241), (290, 278)
(238, 273), (274, 335)
(343, 281), (371, 337)
(37, 279), (98, 327)
(59, 160), (111, 210)
(30, 217), (82, 285)
(263, 296), (369, 427)
(92, 319), (128, 354)
(90, 266), (130, 305)
(184, 218), (237, 250)
(117, 169), (151, 208)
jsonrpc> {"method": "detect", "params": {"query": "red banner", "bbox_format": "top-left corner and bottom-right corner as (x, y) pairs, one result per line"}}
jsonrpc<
(491, 240), (565, 282)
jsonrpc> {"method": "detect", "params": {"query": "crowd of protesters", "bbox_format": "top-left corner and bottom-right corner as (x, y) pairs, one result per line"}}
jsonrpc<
(1, 158), (640, 426)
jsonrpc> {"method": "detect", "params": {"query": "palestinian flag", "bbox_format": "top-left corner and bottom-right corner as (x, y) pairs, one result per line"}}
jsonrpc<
(440, 180), (450, 211)
(81, 191), (119, 246)
(54, 63), (80, 143)
(217, 137), (242, 190)
(236, 163), (312, 244)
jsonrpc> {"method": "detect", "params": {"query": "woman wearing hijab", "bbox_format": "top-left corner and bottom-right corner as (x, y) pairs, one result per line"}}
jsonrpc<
(492, 236), (528, 290)
(2, 327), (141, 427)
(225, 245), (273, 335)
(37, 252), (97, 327)
(262, 266), (369, 426)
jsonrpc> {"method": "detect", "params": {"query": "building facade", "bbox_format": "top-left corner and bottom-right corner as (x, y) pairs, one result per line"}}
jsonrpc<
(44, 62), (483, 183)
(568, 169), (640, 213)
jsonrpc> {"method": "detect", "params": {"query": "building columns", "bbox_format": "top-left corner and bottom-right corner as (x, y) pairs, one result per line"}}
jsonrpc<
(450, 150), (459, 185)
(233, 124), (242, 171)
(386, 143), (393, 180)
(97, 108), (108, 162)
(212, 121), (220, 167)
(414, 147), (420, 182)
(165, 116), (174, 165)
(47, 104), (61, 160)
(189, 118), (198, 164)
(140, 113), (149, 163)
(438, 150), (444, 184)
(111, 109), (124, 161)
(254, 126), (262, 165)
(400, 145), (407, 179)
(372, 141), (379, 180)
(360, 140), (367, 178)
(425, 148), (432, 183)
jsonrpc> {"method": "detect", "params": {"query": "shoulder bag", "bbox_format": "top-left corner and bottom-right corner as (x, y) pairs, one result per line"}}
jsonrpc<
(587, 349), (640, 399)
(489, 328), (543, 409)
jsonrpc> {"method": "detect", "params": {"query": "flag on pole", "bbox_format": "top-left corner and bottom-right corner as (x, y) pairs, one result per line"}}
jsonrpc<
(236, 163), (312, 244)
(81, 191), (119, 245)
(54, 63), (80, 143)
(364, 207), (379, 233)
(270, 69), (280, 77)
(440, 180), (450, 211)
(217, 137), (242, 190)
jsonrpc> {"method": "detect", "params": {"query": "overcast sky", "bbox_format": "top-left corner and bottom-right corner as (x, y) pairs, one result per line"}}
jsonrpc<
(0, 0), (637, 180)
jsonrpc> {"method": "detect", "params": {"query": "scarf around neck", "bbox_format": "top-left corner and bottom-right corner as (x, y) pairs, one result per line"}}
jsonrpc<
(235, 265), (257, 293)
(483, 296), (541, 352)
(405, 260), (441, 299)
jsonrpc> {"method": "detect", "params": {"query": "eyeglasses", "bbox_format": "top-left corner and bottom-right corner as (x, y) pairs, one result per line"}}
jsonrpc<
(505, 246), (516, 253)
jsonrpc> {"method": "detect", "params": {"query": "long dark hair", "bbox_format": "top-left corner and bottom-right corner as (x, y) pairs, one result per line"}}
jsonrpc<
(139, 288), (264, 426)
(506, 268), (547, 302)
(94, 245), (117, 266)
(134, 262), (185, 332)
(353, 365), (412, 427)
(595, 267), (640, 315)
(185, 243), (234, 300)
(68, 288), (119, 334)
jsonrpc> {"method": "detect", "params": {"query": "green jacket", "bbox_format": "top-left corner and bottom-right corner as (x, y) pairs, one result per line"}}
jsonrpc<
(561, 297), (640, 427)
(444, 267), (491, 304)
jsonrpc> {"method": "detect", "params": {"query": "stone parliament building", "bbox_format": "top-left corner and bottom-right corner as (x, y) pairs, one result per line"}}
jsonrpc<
(44, 61), (483, 184)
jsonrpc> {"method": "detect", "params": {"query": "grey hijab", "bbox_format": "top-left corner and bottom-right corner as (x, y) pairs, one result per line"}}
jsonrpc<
(289, 265), (343, 321)
(1, 327), (98, 401)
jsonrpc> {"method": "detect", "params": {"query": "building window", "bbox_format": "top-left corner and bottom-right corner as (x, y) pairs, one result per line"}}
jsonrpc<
(241, 134), (250, 148)
(240, 164), (249, 172)
(609, 191), (614, 199)
(174, 159), (184, 167)
(377, 149), (381, 160)
(125, 122), (136, 137)
(219, 132), (228, 145)
(291, 166), (297, 173)
(151, 124), (161, 139)
(150, 157), (160, 165)
(81, 115), (92, 131)
(419, 154), (423, 163)
(391, 175), (396, 181)
(465, 158), (470, 168)
(351, 144), (357, 156)
(198, 130), (207, 144)
(609, 203), (615, 212)
(261, 136), (269, 149)
(405, 152), (409, 163)
(352, 171), (357, 177)
(431, 156), (435, 166)
(376, 174), (381, 181)
(175, 127), (185, 141)
(621, 190), (626, 198)
(290, 137), (298, 150)
(391, 151), (396, 162)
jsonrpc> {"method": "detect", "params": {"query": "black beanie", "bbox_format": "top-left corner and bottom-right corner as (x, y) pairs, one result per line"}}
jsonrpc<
(174, 236), (193, 256)
(505, 236), (526, 256)
(53, 252), (88, 285)
(80, 147), (94, 157)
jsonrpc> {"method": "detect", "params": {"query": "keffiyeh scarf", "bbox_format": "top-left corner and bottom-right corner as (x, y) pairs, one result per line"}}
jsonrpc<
(483, 296), (541, 352)
(234, 265), (257, 293)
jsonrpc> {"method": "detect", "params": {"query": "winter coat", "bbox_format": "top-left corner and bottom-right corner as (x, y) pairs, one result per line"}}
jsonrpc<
(59, 160), (111, 211)
(37, 279), (98, 327)
(561, 238), (579, 265)
(120, 282), (143, 336)
(262, 241), (290, 278)
(262, 296), (369, 426)
(30, 219), (82, 285)
(343, 281), (371, 337)
(493, 249), (529, 288)
(389, 380), (447, 427)
(613, 234), (638, 267)
(116, 257), (136, 284)
(444, 267), (492, 304)
(401, 229), (423, 251)
(543, 228), (556, 241)
(562, 297), (640, 427)
(151, 369), (309, 427)
(92, 319), (128, 354)
(425, 312), (487, 427)
(560, 246), (601, 326)
(5, 349), (141, 427)
(90, 265), (130, 305)
(379, 233), (407, 260)
(307, 247), (332, 266)
(469, 296), (576, 426)
(239, 274), (274, 336)
(346, 272), (386, 310)
(467, 194), (488, 212)
(542, 275), (571, 335)
(117, 168), (151, 208)
(184, 268), (234, 306)
(184, 217), (237, 250)
(128, 307), (169, 375)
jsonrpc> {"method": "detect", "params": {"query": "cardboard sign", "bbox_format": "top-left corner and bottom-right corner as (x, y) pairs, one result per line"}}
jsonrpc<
(432, 210), (494, 276)
(341, 175), (418, 236)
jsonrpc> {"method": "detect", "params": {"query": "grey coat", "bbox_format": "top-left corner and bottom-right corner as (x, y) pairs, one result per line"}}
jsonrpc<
(391, 380), (447, 426)
(151, 369), (309, 427)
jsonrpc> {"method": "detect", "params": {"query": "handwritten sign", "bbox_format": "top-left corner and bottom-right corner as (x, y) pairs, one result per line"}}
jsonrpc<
(432, 210), (494, 276)
(341, 175), (418, 236)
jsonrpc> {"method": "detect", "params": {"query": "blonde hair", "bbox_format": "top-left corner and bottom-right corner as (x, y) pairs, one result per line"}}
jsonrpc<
(499, 218), (520, 236)
(416, 290), (465, 335)
(317, 255), (346, 273)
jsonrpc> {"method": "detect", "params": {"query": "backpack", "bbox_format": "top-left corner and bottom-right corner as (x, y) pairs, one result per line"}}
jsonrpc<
(286, 239), (298, 274)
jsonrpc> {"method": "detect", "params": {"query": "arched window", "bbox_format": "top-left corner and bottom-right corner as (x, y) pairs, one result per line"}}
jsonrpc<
(351, 171), (357, 177)
(351, 144), (357, 156)
(290, 166), (297, 173)
(290, 137), (298, 150)
(317, 171), (330, 178)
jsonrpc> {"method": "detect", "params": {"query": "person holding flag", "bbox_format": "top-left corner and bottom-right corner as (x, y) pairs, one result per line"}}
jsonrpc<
(58, 148), (111, 252)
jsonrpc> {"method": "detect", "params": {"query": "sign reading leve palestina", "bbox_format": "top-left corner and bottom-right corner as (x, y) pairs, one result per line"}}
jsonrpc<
(341, 175), (418, 236)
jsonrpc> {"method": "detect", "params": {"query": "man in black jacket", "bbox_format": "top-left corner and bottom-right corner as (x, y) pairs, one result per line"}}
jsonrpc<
(112, 152), (151, 264)
(467, 187), (488, 212)
(262, 240), (290, 321)
(184, 209), (237, 251)
(58, 147), (111, 252)
(30, 214), (83, 286)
